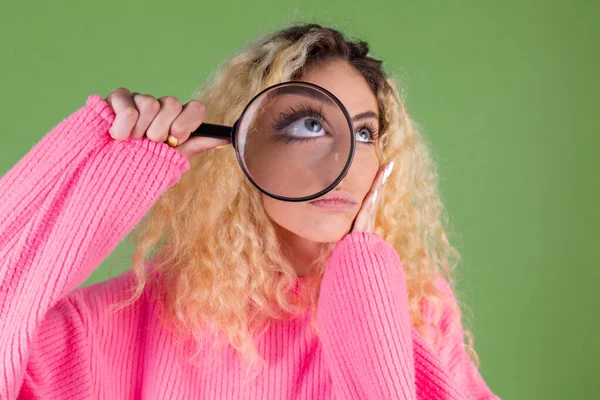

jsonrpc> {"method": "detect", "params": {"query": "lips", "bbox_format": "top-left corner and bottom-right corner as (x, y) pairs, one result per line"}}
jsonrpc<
(308, 190), (358, 210)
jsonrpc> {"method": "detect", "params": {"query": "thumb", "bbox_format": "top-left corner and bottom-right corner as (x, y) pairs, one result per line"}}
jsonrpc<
(175, 137), (231, 159)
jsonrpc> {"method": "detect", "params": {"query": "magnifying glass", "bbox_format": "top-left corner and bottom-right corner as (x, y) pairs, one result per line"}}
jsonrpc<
(189, 81), (356, 202)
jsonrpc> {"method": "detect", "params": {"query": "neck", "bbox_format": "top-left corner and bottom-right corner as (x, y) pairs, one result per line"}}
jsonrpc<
(275, 225), (321, 278)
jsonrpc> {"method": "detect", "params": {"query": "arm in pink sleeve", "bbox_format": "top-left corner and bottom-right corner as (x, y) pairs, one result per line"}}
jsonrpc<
(0, 95), (189, 398)
(413, 278), (501, 400)
(316, 231), (417, 400)
(316, 232), (500, 400)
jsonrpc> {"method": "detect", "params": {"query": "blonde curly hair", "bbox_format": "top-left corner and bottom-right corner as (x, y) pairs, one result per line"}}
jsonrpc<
(117, 23), (480, 374)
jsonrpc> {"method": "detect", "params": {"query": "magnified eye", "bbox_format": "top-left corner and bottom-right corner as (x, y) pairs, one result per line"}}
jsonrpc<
(272, 104), (331, 143)
(286, 117), (325, 138)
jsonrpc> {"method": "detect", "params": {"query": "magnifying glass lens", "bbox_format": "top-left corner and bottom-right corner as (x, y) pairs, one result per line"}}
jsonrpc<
(236, 83), (353, 200)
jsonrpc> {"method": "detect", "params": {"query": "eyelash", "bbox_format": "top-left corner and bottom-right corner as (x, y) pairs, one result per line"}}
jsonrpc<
(273, 104), (325, 133)
(355, 121), (379, 145)
(272, 104), (379, 145)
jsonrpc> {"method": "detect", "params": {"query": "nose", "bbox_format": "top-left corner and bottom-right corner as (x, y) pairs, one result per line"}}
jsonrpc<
(336, 163), (357, 190)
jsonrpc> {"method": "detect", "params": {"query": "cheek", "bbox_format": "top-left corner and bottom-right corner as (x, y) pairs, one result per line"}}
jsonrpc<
(262, 196), (318, 234)
(353, 149), (380, 198)
(262, 195), (304, 232)
(260, 149), (380, 244)
(262, 195), (355, 243)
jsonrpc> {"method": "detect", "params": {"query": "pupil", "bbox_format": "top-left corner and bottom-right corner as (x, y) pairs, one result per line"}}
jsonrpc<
(305, 119), (321, 132)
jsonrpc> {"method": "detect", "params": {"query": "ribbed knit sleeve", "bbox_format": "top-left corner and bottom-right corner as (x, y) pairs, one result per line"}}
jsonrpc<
(413, 279), (501, 400)
(316, 231), (417, 399)
(0, 95), (189, 399)
(316, 232), (500, 400)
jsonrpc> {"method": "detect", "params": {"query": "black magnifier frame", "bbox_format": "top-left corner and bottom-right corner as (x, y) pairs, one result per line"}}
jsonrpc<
(188, 81), (357, 203)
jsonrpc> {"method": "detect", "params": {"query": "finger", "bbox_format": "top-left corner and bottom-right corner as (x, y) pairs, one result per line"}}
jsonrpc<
(361, 167), (385, 211)
(131, 94), (160, 139)
(146, 96), (182, 143)
(352, 188), (376, 232)
(106, 88), (137, 141)
(381, 161), (394, 186)
(352, 210), (367, 232)
(366, 208), (375, 232)
(352, 205), (370, 232)
(363, 162), (391, 205)
(355, 166), (385, 220)
(367, 189), (380, 232)
(371, 164), (388, 191)
(169, 100), (206, 145)
(352, 162), (392, 233)
(176, 137), (231, 159)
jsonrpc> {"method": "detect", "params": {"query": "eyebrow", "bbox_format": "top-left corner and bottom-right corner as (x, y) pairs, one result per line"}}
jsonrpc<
(274, 86), (379, 123)
(352, 111), (378, 123)
(271, 86), (336, 105)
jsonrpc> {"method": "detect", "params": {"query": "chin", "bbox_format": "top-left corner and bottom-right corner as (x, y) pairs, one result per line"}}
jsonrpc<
(263, 195), (357, 244)
(291, 212), (354, 243)
(271, 213), (353, 244)
(295, 225), (350, 243)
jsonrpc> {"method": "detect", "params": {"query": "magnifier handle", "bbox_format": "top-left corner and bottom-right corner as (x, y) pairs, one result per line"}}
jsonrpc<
(190, 122), (233, 140)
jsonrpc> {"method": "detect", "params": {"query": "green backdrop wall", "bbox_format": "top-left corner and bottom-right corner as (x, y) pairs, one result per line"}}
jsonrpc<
(1, 1), (597, 398)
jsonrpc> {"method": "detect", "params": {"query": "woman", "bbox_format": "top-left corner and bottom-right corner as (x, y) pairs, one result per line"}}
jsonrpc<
(0, 24), (499, 399)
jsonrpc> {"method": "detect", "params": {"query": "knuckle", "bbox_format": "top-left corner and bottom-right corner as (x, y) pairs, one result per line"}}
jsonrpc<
(188, 100), (206, 115)
(160, 96), (182, 111)
(170, 121), (185, 135)
(121, 106), (139, 120)
(139, 95), (160, 113)
(109, 87), (131, 98)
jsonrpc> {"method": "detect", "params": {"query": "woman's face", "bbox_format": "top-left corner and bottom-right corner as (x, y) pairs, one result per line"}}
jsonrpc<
(261, 59), (381, 243)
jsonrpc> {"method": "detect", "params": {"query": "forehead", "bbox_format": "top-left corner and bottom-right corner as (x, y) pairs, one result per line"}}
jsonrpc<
(299, 60), (379, 119)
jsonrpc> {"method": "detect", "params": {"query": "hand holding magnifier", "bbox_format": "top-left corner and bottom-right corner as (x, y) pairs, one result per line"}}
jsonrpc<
(184, 81), (357, 202)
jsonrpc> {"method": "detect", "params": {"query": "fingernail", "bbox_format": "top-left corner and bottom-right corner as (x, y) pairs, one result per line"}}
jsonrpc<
(382, 161), (394, 185)
(371, 189), (379, 206)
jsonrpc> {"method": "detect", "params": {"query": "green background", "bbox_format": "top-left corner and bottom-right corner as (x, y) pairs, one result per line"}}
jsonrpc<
(1, 0), (597, 398)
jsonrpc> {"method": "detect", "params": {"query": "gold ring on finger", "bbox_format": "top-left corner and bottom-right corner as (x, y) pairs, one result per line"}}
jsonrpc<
(166, 135), (179, 147)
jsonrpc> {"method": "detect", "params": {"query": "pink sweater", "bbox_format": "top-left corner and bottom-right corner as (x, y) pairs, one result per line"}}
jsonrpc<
(0, 95), (500, 399)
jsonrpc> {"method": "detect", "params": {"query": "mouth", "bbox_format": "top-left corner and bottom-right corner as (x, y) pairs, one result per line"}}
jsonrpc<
(308, 190), (358, 211)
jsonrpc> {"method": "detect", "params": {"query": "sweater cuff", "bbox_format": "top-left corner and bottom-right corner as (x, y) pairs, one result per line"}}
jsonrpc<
(84, 94), (190, 173)
(329, 231), (402, 268)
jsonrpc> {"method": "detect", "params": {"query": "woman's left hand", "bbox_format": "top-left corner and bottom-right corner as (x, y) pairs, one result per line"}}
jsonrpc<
(351, 161), (394, 233)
